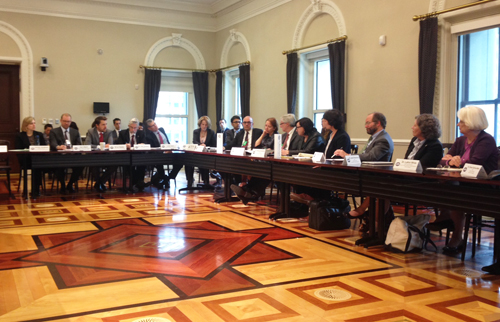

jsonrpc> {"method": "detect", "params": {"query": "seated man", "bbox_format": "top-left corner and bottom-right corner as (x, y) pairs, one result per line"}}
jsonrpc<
(84, 116), (115, 192)
(145, 119), (182, 189)
(49, 113), (83, 194)
(225, 115), (241, 147)
(116, 118), (147, 192)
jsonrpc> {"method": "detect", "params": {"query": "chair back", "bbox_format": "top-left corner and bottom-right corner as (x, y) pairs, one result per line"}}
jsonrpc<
(442, 143), (453, 155)
(351, 144), (358, 154)
(0, 140), (10, 166)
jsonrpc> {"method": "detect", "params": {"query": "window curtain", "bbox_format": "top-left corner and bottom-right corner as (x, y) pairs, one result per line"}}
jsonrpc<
(215, 71), (223, 131)
(192, 71), (209, 118)
(143, 68), (162, 123)
(328, 41), (346, 114)
(239, 64), (250, 117)
(418, 17), (438, 114)
(286, 53), (298, 114)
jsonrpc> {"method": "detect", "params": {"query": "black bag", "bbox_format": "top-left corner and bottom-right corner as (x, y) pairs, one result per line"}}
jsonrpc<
(308, 198), (351, 231)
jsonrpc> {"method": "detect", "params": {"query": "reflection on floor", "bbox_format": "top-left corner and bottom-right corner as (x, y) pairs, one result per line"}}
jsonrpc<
(0, 174), (499, 322)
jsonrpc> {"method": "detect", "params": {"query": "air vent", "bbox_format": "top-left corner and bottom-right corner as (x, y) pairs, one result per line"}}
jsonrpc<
(314, 288), (352, 301)
(132, 318), (171, 322)
(451, 268), (483, 278)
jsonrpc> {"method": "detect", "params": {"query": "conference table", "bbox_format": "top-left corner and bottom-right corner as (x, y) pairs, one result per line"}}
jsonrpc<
(9, 148), (500, 257)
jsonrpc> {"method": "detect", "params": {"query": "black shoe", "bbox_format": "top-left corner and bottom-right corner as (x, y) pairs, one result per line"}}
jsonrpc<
(442, 241), (464, 254)
(482, 263), (500, 275)
(230, 184), (255, 205)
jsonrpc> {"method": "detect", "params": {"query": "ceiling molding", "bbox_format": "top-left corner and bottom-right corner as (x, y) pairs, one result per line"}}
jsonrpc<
(0, 0), (289, 32)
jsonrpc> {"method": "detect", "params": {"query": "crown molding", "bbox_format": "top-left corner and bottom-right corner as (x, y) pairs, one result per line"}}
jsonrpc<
(0, 0), (289, 32)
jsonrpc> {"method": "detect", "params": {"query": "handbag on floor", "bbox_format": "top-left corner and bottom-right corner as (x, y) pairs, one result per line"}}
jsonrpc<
(308, 198), (351, 231)
(384, 215), (431, 253)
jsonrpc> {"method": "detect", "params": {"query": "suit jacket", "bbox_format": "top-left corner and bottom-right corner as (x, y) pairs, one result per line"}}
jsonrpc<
(217, 128), (230, 144)
(49, 127), (82, 151)
(324, 129), (351, 158)
(15, 131), (45, 149)
(146, 127), (170, 147)
(225, 128), (240, 147)
(111, 130), (120, 141)
(227, 128), (264, 150)
(359, 129), (394, 162)
(193, 128), (217, 146)
(404, 137), (443, 169)
(116, 129), (146, 145)
(84, 128), (114, 148)
(288, 130), (325, 155)
(282, 128), (302, 151)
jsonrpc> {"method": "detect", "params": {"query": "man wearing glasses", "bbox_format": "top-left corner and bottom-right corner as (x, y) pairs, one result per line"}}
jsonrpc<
(226, 116), (263, 150)
(225, 115), (242, 147)
(279, 114), (301, 153)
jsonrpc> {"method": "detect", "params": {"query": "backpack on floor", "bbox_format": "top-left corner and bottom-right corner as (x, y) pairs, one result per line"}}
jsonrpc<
(308, 198), (351, 231)
(384, 215), (431, 253)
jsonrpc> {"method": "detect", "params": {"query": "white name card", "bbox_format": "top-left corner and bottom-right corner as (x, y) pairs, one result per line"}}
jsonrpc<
(230, 147), (245, 156)
(0, 145), (7, 152)
(109, 144), (127, 151)
(29, 145), (50, 152)
(217, 133), (223, 154)
(133, 144), (151, 151)
(161, 144), (177, 150)
(461, 163), (488, 179)
(251, 149), (268, 158)
(183, 144), (198, 151)
(195, 146), (205, 152)
(312, 152), (326, 163)
(72, 145), (92, 152)
(342, 155), (361, 167)
(274, 134), (282, 159)
(393, 159), (423, 173)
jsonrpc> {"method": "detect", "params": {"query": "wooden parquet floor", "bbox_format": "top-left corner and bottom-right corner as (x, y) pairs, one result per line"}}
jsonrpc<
(1, 175), (500, 322)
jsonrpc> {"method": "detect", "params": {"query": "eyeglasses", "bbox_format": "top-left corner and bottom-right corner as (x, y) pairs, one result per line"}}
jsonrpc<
(279, 122), (285, 125)
(365, 121), (375, 125)
(242, 121), (252, 124)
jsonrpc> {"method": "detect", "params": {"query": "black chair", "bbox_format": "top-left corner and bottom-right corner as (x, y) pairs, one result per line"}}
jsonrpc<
(0, 140), (12, 197)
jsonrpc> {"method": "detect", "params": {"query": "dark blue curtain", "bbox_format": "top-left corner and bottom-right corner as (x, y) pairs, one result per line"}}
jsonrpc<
(143, 68), (161, 123)
(328, 41), (346, 114)
(286, 53), (298, 114)
(215, 71), (223, 131)
(239, 64), (250, 117)
(192, 71), (209, 118)
(418, 17), (438, 114)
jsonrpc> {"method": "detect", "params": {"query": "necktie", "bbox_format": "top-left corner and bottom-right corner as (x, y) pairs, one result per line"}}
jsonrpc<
(158, 132), (163, 144)
(65, 130), (69, 141)
(243, 131), (249, 149)
(99, 132), (104, 142)
(131, 134), (135, 147)
(362, 136), (373, 153)
(282, 133), (289, 150)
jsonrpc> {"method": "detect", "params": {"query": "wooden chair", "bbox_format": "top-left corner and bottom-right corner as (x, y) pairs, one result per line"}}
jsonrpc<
(0, 140), (12, 197)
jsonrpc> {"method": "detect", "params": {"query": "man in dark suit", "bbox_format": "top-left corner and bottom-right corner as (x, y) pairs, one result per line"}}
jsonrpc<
(145, 119), (182, 190)
(84, 116), (115, 192)
(279, 113), (301, 152)
(111, 118), (121, 141)
(226, 116), (263, 150)
(49, 113), (83, 193)
(217, 119), (229, 145)
(116, 118), (147, 191)
(225, 115), (241, 147)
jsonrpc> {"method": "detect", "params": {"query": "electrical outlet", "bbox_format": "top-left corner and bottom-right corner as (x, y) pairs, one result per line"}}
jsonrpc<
(55, 119), (60, 124)
(42, 118), (47, 124)
(48, 118), (53, 124)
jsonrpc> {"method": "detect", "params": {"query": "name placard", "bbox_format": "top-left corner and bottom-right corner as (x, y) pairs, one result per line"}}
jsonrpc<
(230, 147), (245, 156)
(0, 145), (8, 153)
(29, 145), (50, 152)
(393, 159), (423, 173)
(195, 146), (205, 152)
(72, 145), (92, 152)
(161, 144), (177, 150)
(183, 144), (198, 151)
(217, 133), (223, 154)
(274, 134), (282, 159)
(109, 144), (127, 151)
(251, 149), (268, 158)
(461, 163), (488, 179)
(133, 144), (151, 151)
(312, 152), (325, 163)
(342, 155), (361, 167)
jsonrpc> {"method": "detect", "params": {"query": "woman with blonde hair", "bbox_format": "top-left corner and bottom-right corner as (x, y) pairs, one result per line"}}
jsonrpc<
(186, 116), (216, 187)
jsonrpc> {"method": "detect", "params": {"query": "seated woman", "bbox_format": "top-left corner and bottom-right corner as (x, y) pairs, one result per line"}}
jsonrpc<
(435, 106), (498, 255)
(283, 117), (324, 155)
(15, 116), (45, 196)
(322, 109), (351, 158)
(348, 113), (443, 219)
(186, 116), (216, 187)
(255, 117), (278, 149)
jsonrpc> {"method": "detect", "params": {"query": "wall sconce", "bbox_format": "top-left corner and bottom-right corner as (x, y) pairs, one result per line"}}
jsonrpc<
(40, 57), (49, 71)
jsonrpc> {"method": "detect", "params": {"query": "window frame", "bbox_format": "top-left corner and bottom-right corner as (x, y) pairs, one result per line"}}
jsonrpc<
(223, 68), (241, 120)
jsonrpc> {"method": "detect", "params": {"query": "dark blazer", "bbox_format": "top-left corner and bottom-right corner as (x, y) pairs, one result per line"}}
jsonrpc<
(289, 130), (325, 155)
(116, 129), (146, 145)
(359, 129), (394, 162)
(49, 127), (82, 151)
(15, 131), (45, 149)
(83, 128), (114, 148)
(404, 137), (443, 169)
(111, 129), (120, 141)
(256, 131), (279, 149)
(282, 128), (302, 151)
(324, 129), (351, 158)
(217, 128), (230, 144)
(443, 130), (499, 173)
(193, 128), (217, 146)
(227, 128), (264, 150)
(225, 128), (240, 147)
(146, 127), (170, 147)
